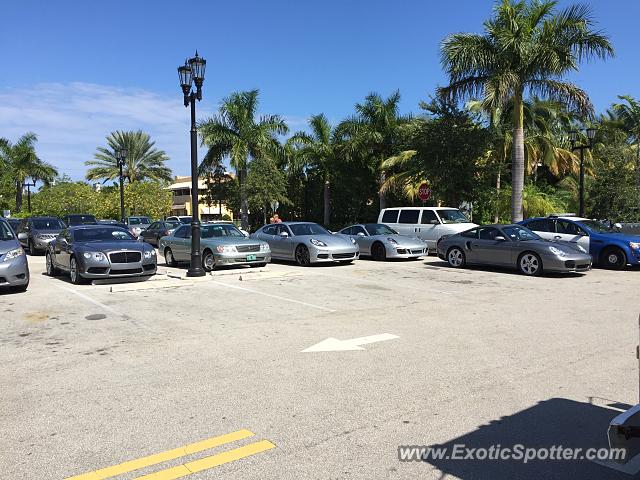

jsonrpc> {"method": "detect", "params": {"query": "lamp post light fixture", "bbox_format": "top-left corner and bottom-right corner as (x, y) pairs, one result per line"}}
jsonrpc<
(115, 147), (128, 224)
(569, 127), (597, 218)
(178, 51), (207, 277)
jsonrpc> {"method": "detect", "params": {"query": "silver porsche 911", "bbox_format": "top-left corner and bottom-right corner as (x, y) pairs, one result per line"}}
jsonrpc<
(339, 223), (428, 260)
(436, 224), (592, 276)
(251, 222), (359, 266)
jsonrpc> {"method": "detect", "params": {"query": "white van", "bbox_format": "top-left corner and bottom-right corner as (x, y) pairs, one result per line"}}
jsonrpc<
(377, 207), (477, 249)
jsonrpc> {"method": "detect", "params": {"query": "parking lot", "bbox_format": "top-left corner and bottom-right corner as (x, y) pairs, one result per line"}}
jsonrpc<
(1, 254), (639, 479)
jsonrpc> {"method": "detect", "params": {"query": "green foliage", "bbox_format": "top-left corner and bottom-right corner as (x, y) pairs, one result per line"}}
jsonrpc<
(496, 184), (568, 221)
(85, 130), (172, 184)
(245, 157), (289, 226)
(30, 182), (98, 217)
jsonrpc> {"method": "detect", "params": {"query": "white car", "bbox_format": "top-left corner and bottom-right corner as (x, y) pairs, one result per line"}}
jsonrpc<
(377, 207), (477, 249)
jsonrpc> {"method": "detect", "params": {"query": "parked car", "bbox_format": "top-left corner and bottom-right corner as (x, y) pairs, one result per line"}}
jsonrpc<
(378, 207), (477, 249)
(519, 215), (640, 270)
(46, 225), (157, 284)
(6, 218), (21, 234)
(97, 219), (124, 225)
(140, 220), (181, 246)
(0, 218), (29, 292)
(252, 222), (359, 266)
(339, 223), (428, 260)
(16, 216), (66, 255)
(166, 215), (192, 224)
(437, 224), (592, 276)
(159, 223), (270, 271)
(62, 214), (97, 226)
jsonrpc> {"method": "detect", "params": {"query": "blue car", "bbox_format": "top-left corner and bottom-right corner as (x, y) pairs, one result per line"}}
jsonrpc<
(519, 216), (640, 269)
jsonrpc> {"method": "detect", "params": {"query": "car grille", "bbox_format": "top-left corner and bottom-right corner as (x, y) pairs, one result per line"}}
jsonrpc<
(332, 252), (355, 259)
(109, 251), (142, 263)
(411, 249), (425, 254)
(236, 244), (261, 253)
(37, 234), (57, 240)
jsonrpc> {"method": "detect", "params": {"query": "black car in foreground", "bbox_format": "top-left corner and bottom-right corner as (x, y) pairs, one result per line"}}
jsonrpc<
(46, 225), (157, 284)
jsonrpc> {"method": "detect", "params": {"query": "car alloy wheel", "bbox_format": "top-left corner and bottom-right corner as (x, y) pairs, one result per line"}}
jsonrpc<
(519, 252), (542, 276)
(202, 250), (216, 272)
(447, 247), (465, 268)
(165, 248), (176, 267)
(372, 242), (386, 261)
(295, 244), (311, 266)
(70, 257), (84, 284)
(46, 252), (57, 276)
(602, 247), (626, 270)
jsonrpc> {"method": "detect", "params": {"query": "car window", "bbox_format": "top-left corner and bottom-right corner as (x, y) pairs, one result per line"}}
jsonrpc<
(201, 224), (244, 238)
(381, 209), (399, 223)
(364, 224), (397, 235)
(556, 219), (585, 236)
(31, 219), (65, 230)
(262, 225), (277, 235)
(524, 219), (550, 232)
(148, 222), (159, 230)
(398, 210), (420, 224)
(289, 224), (328, 236)
(0, 221), (15, 240)
(341, 227), (353, 235)
(478, 227), (502, 240)
(502, 225), (541, 241)
(352, 226), (367, 235)
(174, 225), (190, 238)
(420, 210), (439, 224)
(460, 228), (478, 239)
(73, 227), (135, 242)
(436, 209), (470, 224)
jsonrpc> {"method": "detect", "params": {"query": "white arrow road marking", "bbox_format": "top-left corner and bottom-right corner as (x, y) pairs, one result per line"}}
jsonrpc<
(302, 333), (399, 352)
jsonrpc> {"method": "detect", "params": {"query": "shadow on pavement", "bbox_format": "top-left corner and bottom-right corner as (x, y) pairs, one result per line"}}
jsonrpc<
(423, 398), (632, 479)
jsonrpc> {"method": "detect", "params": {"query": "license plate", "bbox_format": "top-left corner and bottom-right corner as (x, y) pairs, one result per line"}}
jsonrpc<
(246, 254), (257, 261)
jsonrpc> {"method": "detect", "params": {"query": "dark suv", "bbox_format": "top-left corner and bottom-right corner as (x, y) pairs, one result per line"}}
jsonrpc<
(62, 214), (98, 226)
(17, 216), (66, 255)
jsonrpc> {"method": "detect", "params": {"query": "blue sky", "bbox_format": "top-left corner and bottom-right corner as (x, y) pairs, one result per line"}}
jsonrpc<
(1, 0), (638, 180)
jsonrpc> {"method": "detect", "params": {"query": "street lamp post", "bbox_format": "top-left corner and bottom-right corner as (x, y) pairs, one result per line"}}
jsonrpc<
(178, 51), (206, 277)
(115, 148), (128, 224)
(569, 127), (597, 218)
(23, 178), (36, 213)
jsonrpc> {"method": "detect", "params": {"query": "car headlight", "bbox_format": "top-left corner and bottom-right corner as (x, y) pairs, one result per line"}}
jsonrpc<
(216, 245), (237, 253)
(3, 248), (24, 262)
(83, 252), (106, 261)
(260, 243), (270, 252)
(548, 246), (566, 257)
(387, 237), (398, 245)
(629, 242), (640, 250)
(310, 238), (327, 247)
(143, 250), (155, 259)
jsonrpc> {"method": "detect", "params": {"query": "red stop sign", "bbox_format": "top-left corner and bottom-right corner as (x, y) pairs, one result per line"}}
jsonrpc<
(418, 183), (432, 202)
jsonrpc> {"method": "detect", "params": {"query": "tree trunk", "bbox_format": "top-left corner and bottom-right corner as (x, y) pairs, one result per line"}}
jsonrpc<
(323, 177), (331, 226)
(494, 168), (501, 224)
(378, 171), (387, 211)
(511, 93), (525, 222)
(240, 167), (249, 230)
(15, 181), (23, 213)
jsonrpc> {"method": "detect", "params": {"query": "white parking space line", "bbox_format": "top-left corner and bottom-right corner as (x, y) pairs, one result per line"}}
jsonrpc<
(208, 280), (336, 312)
(53, 284), (124, 317)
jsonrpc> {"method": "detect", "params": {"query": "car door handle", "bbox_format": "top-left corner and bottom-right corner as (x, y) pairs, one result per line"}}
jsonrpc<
(593, 239), (603, 243)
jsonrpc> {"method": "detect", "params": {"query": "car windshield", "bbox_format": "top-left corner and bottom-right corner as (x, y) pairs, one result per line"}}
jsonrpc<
(179, 217), (191, 224)
(74, 227), (135, 242)
(201, 224), (245, 238)
(437, 209), (470, 224)
(364, 224), (398, 235)
(290, 223), (330, 236)
(578, 220), (614, 233)
(67, 215), (96, 225)
(165, 221), (181, 229)
(129, 217), (151, 225)
(502, 225), (541, 242)
(32, 219), (65, 230)
(0, 221), (15, 241)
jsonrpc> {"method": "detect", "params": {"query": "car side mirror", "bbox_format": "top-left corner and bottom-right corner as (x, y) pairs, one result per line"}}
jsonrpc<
(613, 222), (622, 231)
(17, 232), (28, 240)
(430, 220), (439, 225)
(357, 232), (365, 236)
(494, 236), (506, 242)
(279, 231), (289, 237)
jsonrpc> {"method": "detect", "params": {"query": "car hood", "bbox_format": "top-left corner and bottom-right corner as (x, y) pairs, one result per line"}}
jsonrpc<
(74, 241), (147, 252)
(0, 239), (21, 254)
(524, 239), (587, 254)
(305, 234), (354, 246)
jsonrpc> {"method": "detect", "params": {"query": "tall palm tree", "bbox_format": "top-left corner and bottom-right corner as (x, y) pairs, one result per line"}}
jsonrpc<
(439, 0), (613, 221)
(336, 91), (411, 210)
(610, 95), (640, 184)
(86, 130), (172, 184)
(199, 89), (288, 230)
(288, 114), (336, 225)
(0, 132), (57, 212)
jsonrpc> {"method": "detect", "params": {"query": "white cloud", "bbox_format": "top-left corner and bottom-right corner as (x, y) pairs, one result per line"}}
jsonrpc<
(0, 82), (215, 180)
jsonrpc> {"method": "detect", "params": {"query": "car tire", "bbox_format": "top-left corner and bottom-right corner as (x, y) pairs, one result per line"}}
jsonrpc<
(295, 244), (311, 267)
(601, 247), (626, 270)
(372, 242), (387, 261)
(28, 239), (36, 256)
(250, 263), (267, 268)
(518, 252), (543, 276)
(202, 249), (216, 272)
(46, 251), (59, 276)
(69, 257), (86, 285)
(447, 247), (466, 268)
(164, 248), (176, 267)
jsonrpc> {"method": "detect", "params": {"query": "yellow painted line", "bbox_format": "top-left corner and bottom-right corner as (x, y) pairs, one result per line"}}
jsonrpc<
(65, 429), (255, 480)
(133, 440), (276, 480)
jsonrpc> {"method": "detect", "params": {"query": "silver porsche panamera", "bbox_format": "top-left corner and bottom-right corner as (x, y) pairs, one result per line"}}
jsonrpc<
(339, 223), (428, 260)
(251, 222), (359, 266)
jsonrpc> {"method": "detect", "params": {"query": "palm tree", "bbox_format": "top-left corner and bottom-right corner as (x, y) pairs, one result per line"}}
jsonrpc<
(199, 89), (288, 230)
(439, 0), (613, 221)
(86, 130), (172, 184)
(610, 95), (640, 184)
(336, 91), (411, 210)
(288, 114), (336, 225)
(0, 132), (57, 212)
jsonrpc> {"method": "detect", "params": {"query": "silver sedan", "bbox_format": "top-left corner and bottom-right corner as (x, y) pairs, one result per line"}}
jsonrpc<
(436, 224), (592, 276)
(251, 222), (359, 266)
(339, 223), (428, 260)
(0, 218), (29, 292)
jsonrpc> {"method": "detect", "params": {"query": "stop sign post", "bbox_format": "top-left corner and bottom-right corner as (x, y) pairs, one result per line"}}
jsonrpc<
(418, 183), (432, 202)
